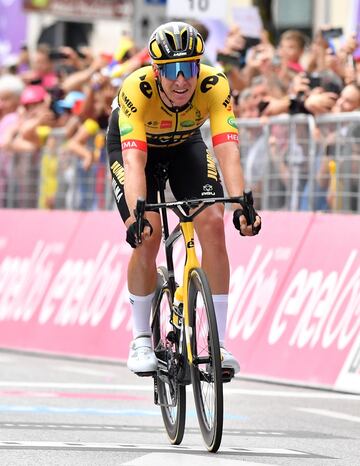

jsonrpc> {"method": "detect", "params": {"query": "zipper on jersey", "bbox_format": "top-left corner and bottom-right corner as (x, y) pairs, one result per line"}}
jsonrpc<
(167, 108), (179, 147)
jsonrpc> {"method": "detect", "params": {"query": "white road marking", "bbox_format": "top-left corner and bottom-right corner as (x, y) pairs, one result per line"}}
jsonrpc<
(0, 382), (358, 400)
(296, 408), (360, 423)
(57, 366), (116, 377)
(123, 453), (277, 465)
(0, 441), (308, 456)
(0, 355), (11, 362)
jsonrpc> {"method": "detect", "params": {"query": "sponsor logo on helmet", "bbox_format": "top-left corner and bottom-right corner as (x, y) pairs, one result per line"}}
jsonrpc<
(173, 51), (187, 57)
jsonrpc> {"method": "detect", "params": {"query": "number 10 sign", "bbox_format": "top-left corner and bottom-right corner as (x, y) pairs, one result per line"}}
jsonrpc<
(166, 0), (228, 21)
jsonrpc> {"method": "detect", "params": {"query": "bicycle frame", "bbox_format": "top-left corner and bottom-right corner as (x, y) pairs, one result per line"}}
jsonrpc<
(150, 196), (237, 366)
(136, 165), (247, 367)
(165, 217), (200, 365)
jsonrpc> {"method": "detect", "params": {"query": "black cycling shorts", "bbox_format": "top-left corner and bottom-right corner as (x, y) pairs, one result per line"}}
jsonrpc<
(106, 107), (224, 223)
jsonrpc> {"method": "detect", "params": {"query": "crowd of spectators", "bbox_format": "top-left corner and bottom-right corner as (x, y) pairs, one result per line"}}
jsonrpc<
(0, 19), (360, 212)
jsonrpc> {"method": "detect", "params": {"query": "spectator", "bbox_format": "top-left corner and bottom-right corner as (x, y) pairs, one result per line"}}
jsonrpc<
(278, 29), (306, 72)
(324, 83), (360, 211)
(0, 74), (24, 206)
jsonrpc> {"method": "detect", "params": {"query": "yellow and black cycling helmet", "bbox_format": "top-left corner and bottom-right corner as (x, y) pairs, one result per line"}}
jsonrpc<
(148, 21), (205, 64)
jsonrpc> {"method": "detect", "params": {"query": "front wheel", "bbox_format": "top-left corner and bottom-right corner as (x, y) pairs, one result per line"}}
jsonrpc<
(188, 268), (223, 452)
(152, 266), (186, 445)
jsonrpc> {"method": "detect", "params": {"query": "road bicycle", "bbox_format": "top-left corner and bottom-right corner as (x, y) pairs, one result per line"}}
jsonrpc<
(133, 165), (256, 452)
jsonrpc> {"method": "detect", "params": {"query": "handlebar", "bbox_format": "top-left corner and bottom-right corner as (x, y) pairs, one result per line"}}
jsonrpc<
(132, 191), (260, 244)
(134, 192), (258, 224)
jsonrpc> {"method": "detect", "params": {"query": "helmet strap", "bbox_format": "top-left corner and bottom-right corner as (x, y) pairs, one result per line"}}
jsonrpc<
(153, 66), (176, 108)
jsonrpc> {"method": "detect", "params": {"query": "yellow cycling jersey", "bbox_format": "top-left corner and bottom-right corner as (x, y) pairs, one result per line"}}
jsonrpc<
(117, 64), (239, 152)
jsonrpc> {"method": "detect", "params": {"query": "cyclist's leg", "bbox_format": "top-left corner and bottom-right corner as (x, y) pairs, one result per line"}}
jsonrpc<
(168, 134), (239, 373)
(168, 132), (229, 295)
(108, 136), (162, 371)
(127, 211), (161, 296)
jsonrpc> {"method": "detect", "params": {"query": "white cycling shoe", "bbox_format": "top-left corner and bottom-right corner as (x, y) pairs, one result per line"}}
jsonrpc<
(127, 336), (158, 374)
(220, 347), (240, 374)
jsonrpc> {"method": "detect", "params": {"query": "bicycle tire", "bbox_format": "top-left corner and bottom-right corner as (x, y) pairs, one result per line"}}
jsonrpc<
(188, 267), (223, 452)
(152, 266), (186, 445)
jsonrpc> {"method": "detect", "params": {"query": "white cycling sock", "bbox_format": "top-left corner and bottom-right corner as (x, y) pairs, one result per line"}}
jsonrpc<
(213, 294), (228, 347)
(129, 291), (155, 339)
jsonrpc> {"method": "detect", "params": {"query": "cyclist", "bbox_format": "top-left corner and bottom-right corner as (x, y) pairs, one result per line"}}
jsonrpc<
(106, 22), (261, 375)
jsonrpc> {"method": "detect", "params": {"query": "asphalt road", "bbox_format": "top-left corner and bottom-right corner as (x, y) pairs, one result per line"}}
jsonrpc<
(0, 349), (359, 466)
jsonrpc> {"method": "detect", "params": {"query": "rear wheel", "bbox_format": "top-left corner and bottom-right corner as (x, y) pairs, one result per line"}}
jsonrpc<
(188, 267), (223, 452)
(152, 266), (186, 445)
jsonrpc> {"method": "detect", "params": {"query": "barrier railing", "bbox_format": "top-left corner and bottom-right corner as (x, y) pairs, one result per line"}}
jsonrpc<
(202, 112), (360, 214)
(1, 112), (359, 213)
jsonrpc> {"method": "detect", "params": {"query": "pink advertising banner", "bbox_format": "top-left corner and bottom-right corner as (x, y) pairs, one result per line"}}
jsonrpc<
(225, 212), (360, 391)
(0, 208), (359, 393)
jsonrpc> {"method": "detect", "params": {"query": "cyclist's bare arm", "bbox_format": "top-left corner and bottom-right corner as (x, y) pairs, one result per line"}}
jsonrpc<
(214, 141), (261, 236)
(123, 148), (148, 225)
(214, 141), (245, 197)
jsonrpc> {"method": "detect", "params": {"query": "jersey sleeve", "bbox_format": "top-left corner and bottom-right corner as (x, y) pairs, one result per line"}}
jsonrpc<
(117, 73), (149, 152)
(202, 71), (239, 147)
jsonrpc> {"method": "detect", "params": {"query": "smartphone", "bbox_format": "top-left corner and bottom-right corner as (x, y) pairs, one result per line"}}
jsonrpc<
(243, 37), (261, 50)
(321, 28), (343, 40)
(49, 50), (69, 60)
(258, 100), (270, 114)
(216, 52), (244, 68)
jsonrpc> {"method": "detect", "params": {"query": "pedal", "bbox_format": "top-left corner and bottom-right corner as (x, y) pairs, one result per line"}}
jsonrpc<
(135, 371), (156, 377)
(153, 374), (159, 405)
(222, 368), (235, 383)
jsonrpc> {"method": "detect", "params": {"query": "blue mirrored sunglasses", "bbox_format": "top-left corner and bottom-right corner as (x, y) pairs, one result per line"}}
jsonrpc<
(158, 61), (199, 80)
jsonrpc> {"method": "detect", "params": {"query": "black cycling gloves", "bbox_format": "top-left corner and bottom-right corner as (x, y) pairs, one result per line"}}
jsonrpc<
(233, 191), (261, 236)
(126, 219), (153, 248)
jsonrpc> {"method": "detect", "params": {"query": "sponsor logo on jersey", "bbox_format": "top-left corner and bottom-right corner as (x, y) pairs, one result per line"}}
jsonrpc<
(121, 139), (147, 151)
(227, 116), (238, 129)
(160, 120), (172, 129)
(202, 184), (215, 196)
(194, 109), (201, 121)
(222, 94), (231, 108)
(139, 75), (152, 98)
(120, 91), (137, 113)
(120, 123), (133, 136)
(212, 132), (239, 146)
(146, 121), (159, 127)
(180, 120), (195, 127)
(147, 129), (195, 146)
(111, 179), (124, 202)
(110, 161), (125, 184)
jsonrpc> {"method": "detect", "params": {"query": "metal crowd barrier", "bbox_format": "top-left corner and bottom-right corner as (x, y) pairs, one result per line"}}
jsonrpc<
(0, 128), (114, 212)
(201, 112), (360, 214)
(1, 113), (359, 213)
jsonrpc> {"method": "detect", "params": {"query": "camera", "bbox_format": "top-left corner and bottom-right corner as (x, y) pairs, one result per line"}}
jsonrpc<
(307, 73), (321, 89)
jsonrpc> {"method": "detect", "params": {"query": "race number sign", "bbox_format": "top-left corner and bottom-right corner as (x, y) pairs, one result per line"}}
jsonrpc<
(166, 0), (228, 21)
